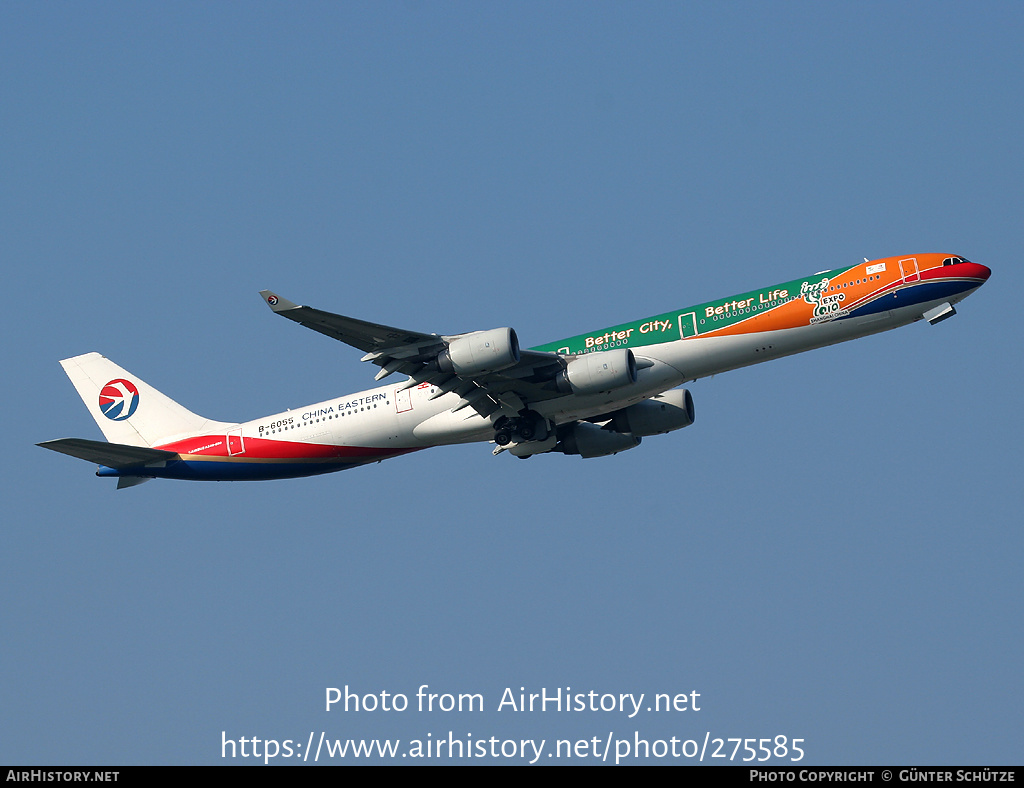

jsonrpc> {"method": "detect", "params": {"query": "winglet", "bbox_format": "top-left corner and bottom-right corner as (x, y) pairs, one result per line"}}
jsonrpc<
(259, 290), (300, 313)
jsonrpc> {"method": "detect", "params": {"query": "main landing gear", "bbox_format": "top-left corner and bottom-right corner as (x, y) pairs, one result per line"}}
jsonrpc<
(493, 411), (547, 446)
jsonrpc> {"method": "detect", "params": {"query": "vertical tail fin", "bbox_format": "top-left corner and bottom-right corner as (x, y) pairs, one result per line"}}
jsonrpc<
(59, 352), (231, 447)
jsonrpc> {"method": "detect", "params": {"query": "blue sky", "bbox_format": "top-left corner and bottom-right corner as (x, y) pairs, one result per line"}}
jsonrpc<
(3, 2), (1021, 765)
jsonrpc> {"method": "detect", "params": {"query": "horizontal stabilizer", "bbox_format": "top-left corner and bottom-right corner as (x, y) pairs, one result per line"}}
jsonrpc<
(37, 438), (178, 469)
(117, 475), (153, 489)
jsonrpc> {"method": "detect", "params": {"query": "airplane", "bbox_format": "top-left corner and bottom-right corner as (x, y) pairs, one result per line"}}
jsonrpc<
(39, 253), (990, 488)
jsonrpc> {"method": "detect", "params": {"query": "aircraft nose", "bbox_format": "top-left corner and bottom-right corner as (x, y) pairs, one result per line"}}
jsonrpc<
(967, 262), (992, 282)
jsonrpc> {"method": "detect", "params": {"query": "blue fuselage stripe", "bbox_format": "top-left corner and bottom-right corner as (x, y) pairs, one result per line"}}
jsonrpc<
(97, 458), (373, 481)
(845, 279), (979, 319)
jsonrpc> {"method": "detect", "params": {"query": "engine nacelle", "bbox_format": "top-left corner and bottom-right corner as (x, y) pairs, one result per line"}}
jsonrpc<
(556, 349), (638, 396)
(609, 389), (695, 436)
(438, 327), (520, 376)
(556, 421), (641, 458)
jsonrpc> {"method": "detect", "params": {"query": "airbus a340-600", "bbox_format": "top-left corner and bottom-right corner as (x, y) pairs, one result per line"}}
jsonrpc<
(40, 254), (990, 488)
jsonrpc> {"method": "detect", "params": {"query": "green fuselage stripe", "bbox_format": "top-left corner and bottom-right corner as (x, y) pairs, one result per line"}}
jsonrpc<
(530, 265), (857, 355)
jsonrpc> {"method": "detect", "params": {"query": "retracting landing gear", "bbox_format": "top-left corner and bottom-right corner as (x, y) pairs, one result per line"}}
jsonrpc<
(494, 422), (513, 446)
(493, 410), (549, 446)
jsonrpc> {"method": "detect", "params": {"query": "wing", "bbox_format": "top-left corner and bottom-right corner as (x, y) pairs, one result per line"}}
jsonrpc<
(259, 290), (569, 418)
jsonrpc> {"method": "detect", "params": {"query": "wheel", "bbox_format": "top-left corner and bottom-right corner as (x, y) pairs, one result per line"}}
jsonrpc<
(518, 423), (535, 441)
(494, 430), (512, 446)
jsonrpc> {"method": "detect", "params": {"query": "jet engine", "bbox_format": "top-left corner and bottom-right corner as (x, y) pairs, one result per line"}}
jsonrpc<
(555, 349), (637, 396)
(437, 328), (520, 376)
(608, 389), (695, 436)
(554, 421), (641, 458)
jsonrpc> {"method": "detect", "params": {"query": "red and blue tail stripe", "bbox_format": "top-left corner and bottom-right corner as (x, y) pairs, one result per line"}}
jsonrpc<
(94, 435), (420, 481)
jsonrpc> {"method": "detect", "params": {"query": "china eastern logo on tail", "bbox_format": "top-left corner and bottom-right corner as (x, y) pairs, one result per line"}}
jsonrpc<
(99, 379), (139, 421)
(39, 253), (991, 487)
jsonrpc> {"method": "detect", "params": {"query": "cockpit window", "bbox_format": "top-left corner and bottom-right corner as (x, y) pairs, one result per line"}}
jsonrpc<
(943, 256), (971, 266)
